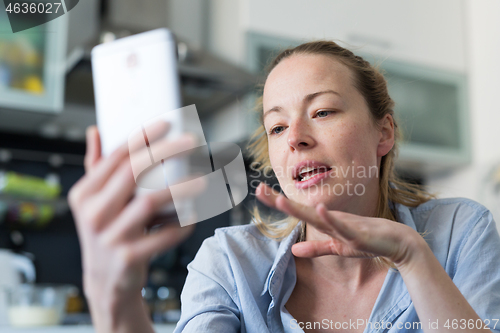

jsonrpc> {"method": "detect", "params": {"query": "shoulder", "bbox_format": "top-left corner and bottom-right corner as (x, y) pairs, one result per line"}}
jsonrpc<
(402, 197), (492, 236)
(398, 198), (499, 274)
(213, 223), (277, 244)
(183, 223), (293, 309)
(410, 197), (489, 216)
(200, 223), (281, 259)
(188, 223), (284, 281)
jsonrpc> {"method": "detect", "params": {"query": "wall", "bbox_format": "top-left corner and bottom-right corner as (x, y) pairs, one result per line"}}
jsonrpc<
(207, 0), (248, 66)
(206, 0), (500, 230)
(427, 0), (500, 230)
(208, 0), (466, 71)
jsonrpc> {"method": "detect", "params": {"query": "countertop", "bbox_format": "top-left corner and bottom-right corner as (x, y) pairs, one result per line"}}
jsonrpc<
(1, 324), (177, 333)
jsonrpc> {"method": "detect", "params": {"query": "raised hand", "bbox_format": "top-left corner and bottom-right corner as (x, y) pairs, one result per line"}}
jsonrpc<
(69, 123), (204, 332)
(255, 183), (422, 267)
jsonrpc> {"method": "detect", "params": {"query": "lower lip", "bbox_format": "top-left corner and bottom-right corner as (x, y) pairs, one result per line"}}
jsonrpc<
(294, 169), (333, 189)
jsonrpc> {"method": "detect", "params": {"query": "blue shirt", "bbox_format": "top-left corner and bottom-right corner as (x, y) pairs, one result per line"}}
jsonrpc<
(174, 198), (500, 333)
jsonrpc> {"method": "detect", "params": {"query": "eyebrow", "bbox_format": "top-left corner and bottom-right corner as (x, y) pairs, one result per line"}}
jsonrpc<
(263, 90), (341, 121)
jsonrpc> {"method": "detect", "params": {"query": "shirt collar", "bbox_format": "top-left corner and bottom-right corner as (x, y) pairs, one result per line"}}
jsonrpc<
(393, 200), (418, 232)
(260, 201), (417, 306)
(260, 222), (302, 297)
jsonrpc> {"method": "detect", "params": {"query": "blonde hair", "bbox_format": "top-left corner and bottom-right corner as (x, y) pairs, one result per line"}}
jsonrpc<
(247, 41), (434, 262)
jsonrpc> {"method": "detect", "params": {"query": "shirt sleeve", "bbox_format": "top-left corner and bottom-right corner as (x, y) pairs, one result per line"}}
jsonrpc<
(173, 233), (241, 333)
(452, 210), (500, 332)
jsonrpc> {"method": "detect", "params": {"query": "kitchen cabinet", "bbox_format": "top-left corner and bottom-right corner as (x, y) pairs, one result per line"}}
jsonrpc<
(0, 0), (100, 113)
(246, 31), (470, 174)
(380, 59), (470, 173)
(246, 0), (466, 72)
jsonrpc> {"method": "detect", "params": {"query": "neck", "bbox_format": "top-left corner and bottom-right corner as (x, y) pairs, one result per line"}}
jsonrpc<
(327, 177), (380, 217)
(299, 225), (384, 290)
(297, 180), (385, 289)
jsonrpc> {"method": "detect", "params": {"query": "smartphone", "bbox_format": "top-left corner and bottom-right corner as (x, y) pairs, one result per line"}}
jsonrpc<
(91, 28), (206, 220)
(91, 28), (182, 156)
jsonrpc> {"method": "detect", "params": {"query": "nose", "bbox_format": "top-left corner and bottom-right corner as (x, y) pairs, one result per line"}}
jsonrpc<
(287, 120), (316, 152)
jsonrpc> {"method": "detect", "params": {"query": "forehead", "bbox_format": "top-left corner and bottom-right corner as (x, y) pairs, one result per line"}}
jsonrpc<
(263, 54), (357, 106)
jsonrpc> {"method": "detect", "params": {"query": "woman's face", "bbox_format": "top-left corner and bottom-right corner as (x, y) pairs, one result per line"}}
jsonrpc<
(262, 54), (393, 211)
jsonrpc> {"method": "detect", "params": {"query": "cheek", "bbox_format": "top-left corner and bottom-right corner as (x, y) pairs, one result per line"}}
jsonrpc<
(330, 120), (359, 150)
(268, 145), (286, 180)
(335, 122), (378, 164)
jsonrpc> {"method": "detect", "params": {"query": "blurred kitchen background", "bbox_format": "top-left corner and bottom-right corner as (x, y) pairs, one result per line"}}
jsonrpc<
(0, 0), (499, 328)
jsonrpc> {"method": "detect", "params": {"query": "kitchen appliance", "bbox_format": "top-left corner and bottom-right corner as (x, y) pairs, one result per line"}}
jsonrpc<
(0, 249), (36, 326)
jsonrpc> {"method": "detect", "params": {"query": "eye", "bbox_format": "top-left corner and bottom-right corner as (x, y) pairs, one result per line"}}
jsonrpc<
(269, 126), (286, 135)
(315, 110), (334, 118)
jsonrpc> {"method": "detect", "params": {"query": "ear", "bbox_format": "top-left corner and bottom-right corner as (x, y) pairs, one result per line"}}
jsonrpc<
(377, 114), (395, 157)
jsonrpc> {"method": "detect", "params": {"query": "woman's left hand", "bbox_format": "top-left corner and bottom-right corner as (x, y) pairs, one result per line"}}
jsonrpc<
(255, 183), (426, 269)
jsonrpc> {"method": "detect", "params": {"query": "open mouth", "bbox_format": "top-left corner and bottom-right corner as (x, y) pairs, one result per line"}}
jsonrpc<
(295, 166), (332, 182)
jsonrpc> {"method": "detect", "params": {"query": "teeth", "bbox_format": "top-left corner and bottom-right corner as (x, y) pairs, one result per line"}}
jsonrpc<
(300, 174), (315, 182)
(297, 166), (331, 181)
(299, 166), (316, 175)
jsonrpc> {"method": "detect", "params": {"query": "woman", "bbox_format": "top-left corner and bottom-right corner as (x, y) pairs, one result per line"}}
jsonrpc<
(70, 41), (500, 333)
(173, 42), (500, 332)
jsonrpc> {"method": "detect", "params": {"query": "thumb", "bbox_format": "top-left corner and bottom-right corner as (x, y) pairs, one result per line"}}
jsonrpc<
(291, 240), (339, 258)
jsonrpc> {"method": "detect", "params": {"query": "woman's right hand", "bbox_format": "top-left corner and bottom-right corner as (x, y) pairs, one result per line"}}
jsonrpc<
(68, 124), (202, 332)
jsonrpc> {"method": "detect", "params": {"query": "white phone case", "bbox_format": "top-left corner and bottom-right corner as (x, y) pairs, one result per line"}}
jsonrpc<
(92, 28), (182, 156)
(91, 28), (206, 220)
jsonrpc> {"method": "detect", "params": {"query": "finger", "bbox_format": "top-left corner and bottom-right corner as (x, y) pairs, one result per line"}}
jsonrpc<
(292, 239), (377, 259)
(274, 195), (333, 234)
(316, 205), (391, 258)
(256, 183), (333, 234)
(78, 141), (130, 198)
(87, 159), (137, 227)
(83, 120), (170, 195)
(84, 126), (101, 172)
(292, 240), (339, 258)
(255, 183), (281, 208)
(80, 134), (196, 202)
(141, 120), (171, 147)
(101, 176), (206, 242)
(128, 120), (170, 155)
(70, 141), (130, 211)
(132, 223), (195, 261)
(316, 203), (357, 241)
(129, 133), (198, 186)
(256, 183), (343, 239)
(144, 214), (179, 231)
(95, 132), (201, 221)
